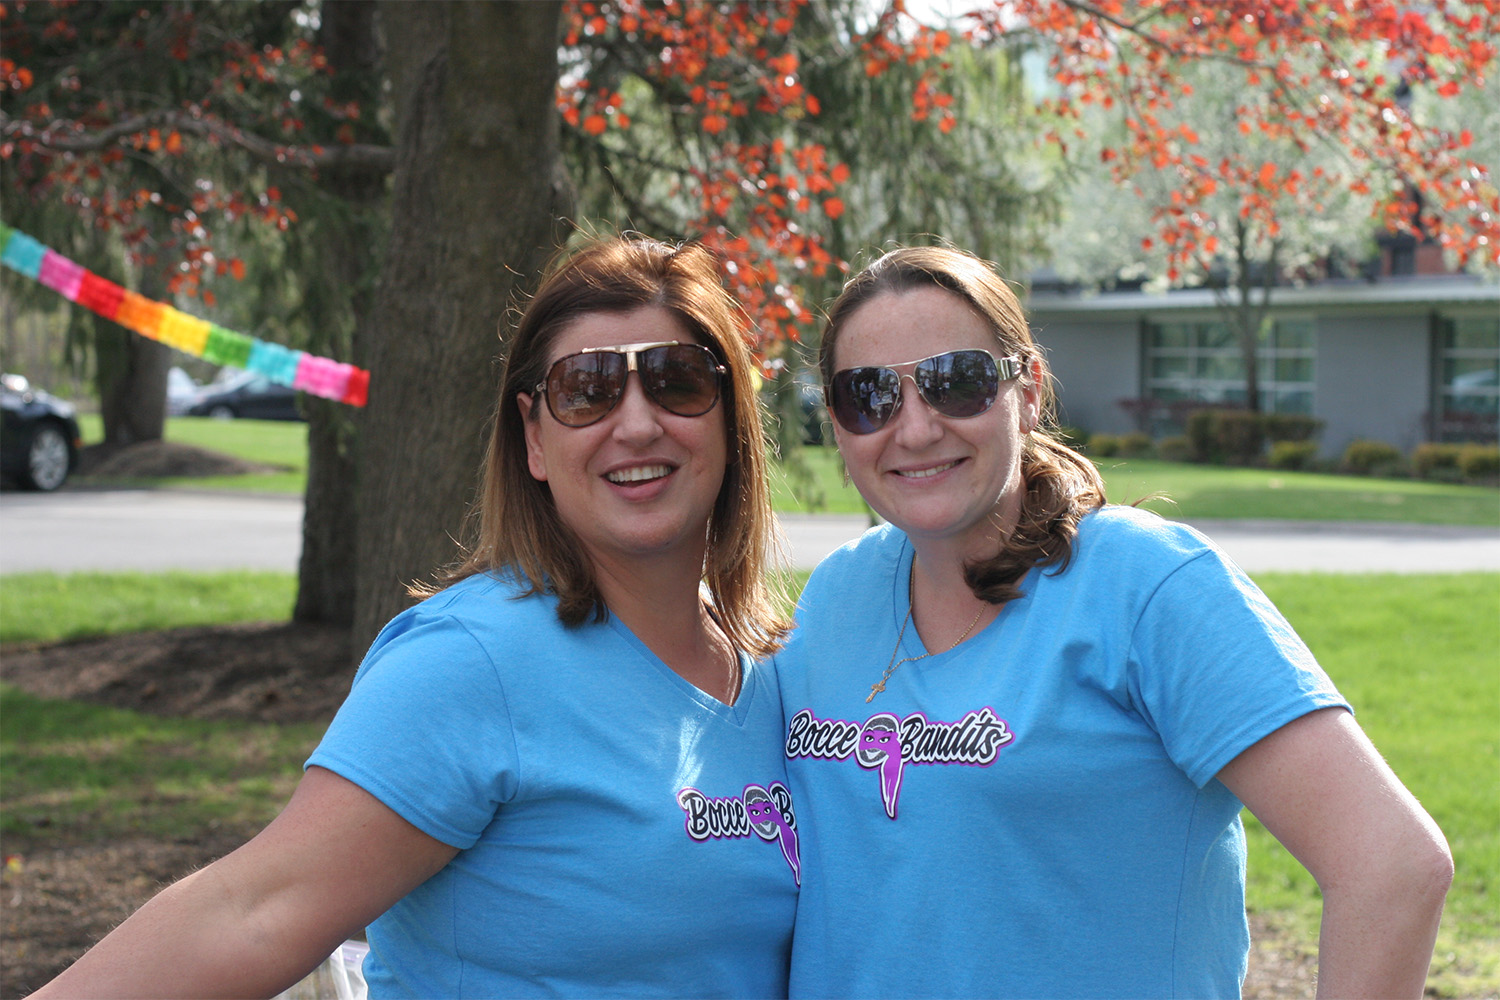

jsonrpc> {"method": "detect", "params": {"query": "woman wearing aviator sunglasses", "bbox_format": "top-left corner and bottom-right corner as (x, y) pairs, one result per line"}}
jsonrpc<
(34, 238), (799, 1000)
(778, 246), (1450, 998)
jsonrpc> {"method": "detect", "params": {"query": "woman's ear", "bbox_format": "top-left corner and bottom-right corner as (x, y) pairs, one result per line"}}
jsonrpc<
(517, 392), (548, 482)
(1020, 358), (1044, 434)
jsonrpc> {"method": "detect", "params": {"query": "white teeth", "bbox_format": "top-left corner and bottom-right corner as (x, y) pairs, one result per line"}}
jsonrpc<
(606, 464), (671, 484)
(899, 461), (959, 479)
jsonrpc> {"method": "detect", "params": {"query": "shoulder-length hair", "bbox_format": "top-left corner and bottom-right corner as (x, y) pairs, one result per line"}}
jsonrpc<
(819, 245), (1106, 605)
(418, 236), (791, 657)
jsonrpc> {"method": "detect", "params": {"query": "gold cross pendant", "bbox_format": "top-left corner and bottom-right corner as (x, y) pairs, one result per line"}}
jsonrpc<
(866, 681), (885, 703)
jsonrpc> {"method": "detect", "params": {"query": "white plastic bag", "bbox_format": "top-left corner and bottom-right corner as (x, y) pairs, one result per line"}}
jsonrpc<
(273, 939), (369, 1000)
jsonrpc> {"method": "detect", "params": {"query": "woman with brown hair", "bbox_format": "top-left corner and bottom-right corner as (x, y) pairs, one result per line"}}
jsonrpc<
(37, 237), (799, 999)
(779, 245), (1452, 998)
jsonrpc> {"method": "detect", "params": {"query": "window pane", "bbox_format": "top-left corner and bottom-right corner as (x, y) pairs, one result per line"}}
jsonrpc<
(1151, 355), (1191, 379)
(1274, 319), (1314, 350)
(1200, 354), (1244, 381)
(1447, 318), (1500, 352)
(1275, 357), (1315, 382)
(1150, 324), (1191, 349)
(1443, 357), (1499, 387)
(1199, 323), (1237, 349)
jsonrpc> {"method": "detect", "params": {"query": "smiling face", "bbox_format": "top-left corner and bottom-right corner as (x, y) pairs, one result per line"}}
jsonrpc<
(518, 305), (728, 576)
(830, 287), (1040, 555)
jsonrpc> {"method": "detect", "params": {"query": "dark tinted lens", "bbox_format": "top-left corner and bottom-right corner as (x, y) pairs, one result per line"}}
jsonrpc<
(640, 344), (722, 417)
(914, 350), (999, 418)
(831, 366), (902, 434)
(546, 352), (627, 426)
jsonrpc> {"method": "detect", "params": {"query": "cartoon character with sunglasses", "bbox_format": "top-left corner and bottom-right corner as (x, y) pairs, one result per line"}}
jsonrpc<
(776, 245), (1450, 999)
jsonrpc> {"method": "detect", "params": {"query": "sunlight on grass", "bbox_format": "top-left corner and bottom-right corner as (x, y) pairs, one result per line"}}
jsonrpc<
(0, 570), (296, 644)
(1247, 573), (1500, 996)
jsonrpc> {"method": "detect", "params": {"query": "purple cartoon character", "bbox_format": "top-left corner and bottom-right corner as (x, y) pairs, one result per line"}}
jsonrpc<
(744, 783), (800, 885)
(856, 713), (905, 819)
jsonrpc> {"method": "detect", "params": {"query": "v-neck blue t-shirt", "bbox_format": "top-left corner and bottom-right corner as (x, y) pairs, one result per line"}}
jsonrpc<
(308, 572), (799, 998)
(777, 506), (1346, 999)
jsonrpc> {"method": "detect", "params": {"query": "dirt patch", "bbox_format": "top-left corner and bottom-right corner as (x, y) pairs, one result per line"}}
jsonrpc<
(74, 440), (288, 480)
(0, 624), (1319, 997)
(2, 622), (353, 725)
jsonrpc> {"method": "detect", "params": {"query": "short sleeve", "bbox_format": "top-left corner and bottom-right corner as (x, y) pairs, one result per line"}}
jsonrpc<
(307, 613), (521, 849)
(1127, 547), (1349, 788)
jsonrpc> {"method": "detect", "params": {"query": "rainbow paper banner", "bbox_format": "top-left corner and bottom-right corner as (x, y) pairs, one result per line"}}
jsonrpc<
(0, 223), (369, 407)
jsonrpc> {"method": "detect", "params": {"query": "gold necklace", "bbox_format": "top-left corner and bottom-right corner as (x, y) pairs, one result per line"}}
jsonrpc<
(867, 579), (987, 703)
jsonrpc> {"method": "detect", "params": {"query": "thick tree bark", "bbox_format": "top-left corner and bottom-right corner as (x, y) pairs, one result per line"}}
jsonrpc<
(352, 1), (570, 652)
(293, 0), (386, 627)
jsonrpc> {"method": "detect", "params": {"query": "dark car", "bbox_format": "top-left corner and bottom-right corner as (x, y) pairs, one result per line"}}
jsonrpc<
(1, 373), (84, 491)
(186, 371), (303, 421)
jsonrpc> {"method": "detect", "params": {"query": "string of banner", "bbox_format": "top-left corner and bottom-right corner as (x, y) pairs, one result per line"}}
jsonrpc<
(0, 223), (369, 407)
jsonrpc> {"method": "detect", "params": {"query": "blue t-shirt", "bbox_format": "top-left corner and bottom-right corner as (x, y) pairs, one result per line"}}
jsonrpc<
(308, 572), (800, 998)
(778, 506), (1346, 999)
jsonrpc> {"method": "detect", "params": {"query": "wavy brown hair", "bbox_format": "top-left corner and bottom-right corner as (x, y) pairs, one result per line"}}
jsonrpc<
(418, 236), (792, 656)
(819, 245), (1106, 605)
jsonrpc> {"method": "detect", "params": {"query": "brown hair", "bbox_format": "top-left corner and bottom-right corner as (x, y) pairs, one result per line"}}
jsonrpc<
(421, 236), (791, 656)
(819, 245), (1106, 604)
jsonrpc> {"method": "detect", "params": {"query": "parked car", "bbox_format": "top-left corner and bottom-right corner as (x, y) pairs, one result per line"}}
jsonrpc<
(1, 373), (84, 491)
(185, 370), (303, 421)
(165, 366), (202, 416)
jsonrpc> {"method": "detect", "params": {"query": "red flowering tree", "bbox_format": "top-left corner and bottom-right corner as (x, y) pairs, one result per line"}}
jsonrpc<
(4, 0), (1497, 642)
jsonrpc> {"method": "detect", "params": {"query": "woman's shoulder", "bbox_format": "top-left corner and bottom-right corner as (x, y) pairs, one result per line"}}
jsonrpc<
(1065, 504), (1225, 582)
(374, 570), (557, 649)
(809, 521), (904, 579)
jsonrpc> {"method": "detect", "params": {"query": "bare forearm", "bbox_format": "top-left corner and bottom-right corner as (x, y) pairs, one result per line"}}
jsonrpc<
(32, 861), (340, 999)
(1313, 853), (1453, 999)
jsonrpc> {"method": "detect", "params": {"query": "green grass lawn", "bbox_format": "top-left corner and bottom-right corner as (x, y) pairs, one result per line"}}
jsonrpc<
(1247, 573), (1499, 996)
(1, 568), (1495, 993)
(74, 417), (1498, 525)
(773, 446), (1500, 526)
(0, 570), (297, 644)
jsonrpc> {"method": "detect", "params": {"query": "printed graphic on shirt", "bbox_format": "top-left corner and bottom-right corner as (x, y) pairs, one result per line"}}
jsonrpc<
(676, 781), (801, 885)
(785, 707), (1014, 818)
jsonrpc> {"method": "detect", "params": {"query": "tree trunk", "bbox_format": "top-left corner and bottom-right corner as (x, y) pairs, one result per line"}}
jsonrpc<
(293, 0), (386, 627)
(352, 1), (570, 653)
(94, 268), (170, 445)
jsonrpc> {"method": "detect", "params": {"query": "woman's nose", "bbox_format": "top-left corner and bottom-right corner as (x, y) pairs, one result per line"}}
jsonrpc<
(610, 373), (665, 441)
(890, 374), (944, 445)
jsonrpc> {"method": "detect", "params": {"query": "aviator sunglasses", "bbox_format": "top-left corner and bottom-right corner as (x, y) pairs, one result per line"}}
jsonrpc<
(535, 340), (726, 427)
(828, 349), (1022, 435)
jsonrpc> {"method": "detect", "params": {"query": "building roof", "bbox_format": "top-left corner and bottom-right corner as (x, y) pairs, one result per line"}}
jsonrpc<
(1026, 274), (1500, 317)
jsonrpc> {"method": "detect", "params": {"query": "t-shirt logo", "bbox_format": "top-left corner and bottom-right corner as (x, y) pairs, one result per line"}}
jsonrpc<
(676, 782), (801, 885)
(785, 707), (1015, 818)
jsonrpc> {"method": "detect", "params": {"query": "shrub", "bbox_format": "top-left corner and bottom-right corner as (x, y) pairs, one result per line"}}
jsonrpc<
(1053, 425), (1088, 449)
(1215, 410), (1266, 465)
(1157, 436), (1192, 463)
(1184, 409), (1218, 463)
(1086, 434), (1121, 457)
(1340, 439), (1403, 476)
(1411, 443), (1464, 481)
(1262, 413), (1325, 443)
(1458, 444), (1500, 482)
(1269, 440), (1319, 471)
(1185, 408), (1265, 465)
(1118, 432), (1154, 458)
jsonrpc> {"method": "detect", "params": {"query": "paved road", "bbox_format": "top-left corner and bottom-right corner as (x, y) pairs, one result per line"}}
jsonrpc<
(2, 489), (1497, 576)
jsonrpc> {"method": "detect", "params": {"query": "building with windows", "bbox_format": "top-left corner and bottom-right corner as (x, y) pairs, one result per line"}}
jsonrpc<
(1026, 274), (1499, 456)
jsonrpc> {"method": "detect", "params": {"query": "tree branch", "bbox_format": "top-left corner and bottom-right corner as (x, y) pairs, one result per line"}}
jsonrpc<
(1, 109), (395, 175)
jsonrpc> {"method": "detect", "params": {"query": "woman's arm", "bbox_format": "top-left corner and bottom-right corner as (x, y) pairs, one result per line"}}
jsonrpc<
(33, 766), (459, 999)
(1217, 707), (1453, 1000)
